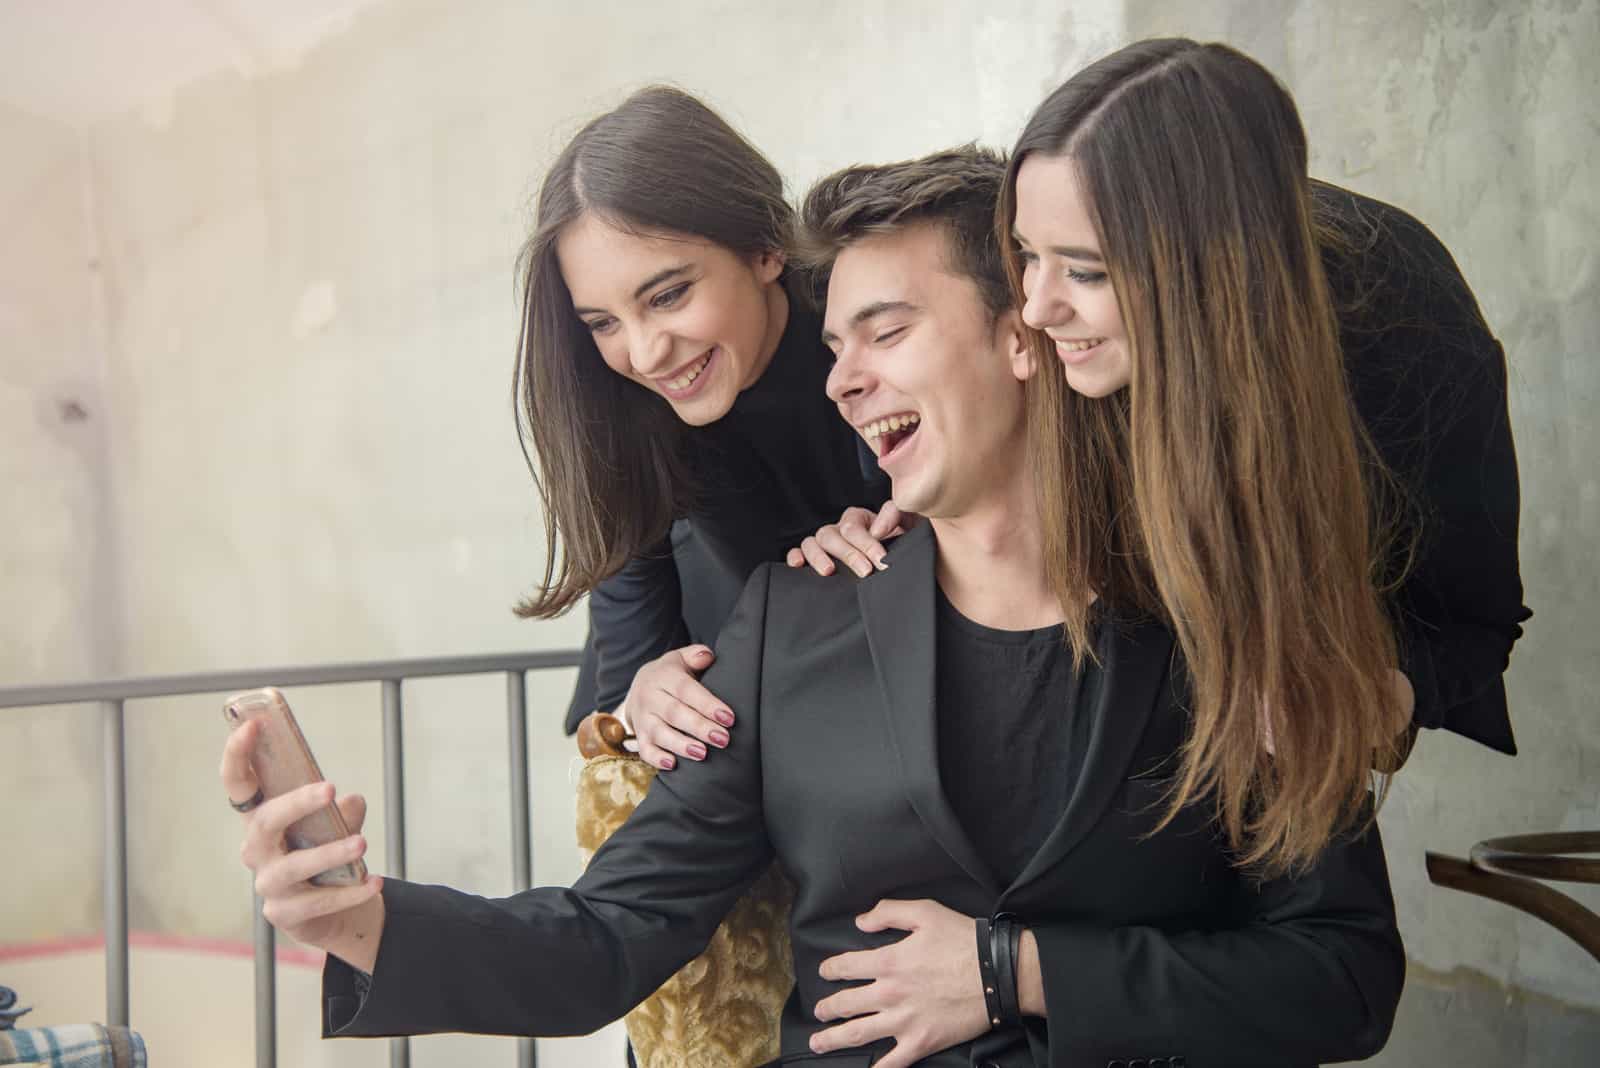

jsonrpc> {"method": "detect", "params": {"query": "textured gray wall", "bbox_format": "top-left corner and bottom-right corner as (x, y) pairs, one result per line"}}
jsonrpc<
(2, 1), (1595, 1064)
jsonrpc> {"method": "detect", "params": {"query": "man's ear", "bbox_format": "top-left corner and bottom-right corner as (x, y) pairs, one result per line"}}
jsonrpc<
(995, 308), (1037, 382)
(753, 248), (786, 284)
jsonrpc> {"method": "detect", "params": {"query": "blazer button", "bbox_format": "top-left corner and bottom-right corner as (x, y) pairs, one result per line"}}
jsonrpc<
(1150, 1060), (1169, 1068)
(1106, 1062), (1128, 1068)
(1130, 1061), (1149, 1068)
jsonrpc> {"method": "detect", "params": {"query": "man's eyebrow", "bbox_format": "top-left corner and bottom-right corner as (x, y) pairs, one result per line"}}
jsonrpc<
(1011, 229), (1104, 262)
(821, 299), (920, 345)
(572, 265), (692, 316)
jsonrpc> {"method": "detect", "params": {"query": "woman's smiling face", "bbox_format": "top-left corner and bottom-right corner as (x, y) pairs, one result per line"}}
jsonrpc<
(556, 213), (787, 426)
(1013, 153), (1132, 398)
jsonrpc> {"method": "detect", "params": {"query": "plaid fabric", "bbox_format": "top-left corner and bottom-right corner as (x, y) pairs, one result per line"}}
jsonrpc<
(0, 1024), (146, 1068)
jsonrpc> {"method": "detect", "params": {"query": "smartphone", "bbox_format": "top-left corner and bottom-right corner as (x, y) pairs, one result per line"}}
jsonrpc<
(223, 687), (368, 887)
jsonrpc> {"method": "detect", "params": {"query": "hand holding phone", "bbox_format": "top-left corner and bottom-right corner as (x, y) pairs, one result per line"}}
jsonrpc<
(223, 687), (368, 887)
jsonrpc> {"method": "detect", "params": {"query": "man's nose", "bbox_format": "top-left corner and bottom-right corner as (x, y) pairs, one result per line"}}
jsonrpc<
(825, 349), (870, 403)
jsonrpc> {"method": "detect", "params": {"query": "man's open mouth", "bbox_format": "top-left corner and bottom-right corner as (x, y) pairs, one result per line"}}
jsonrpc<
(862, 412), (921, 460)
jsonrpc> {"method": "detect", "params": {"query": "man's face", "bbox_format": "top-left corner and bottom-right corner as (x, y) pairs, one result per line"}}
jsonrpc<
(822, 223), (1029, 520)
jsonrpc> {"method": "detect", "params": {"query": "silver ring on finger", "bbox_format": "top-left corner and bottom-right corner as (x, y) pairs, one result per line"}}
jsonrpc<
(230, 787), (266, 813)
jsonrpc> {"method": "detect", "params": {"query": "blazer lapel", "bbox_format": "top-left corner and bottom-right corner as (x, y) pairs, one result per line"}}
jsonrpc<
(857, 523), (998, 895)
(1005, 616), (1175, 896)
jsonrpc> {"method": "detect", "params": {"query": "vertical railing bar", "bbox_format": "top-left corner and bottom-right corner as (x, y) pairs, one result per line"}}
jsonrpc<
(102, 699), (129, 1028)
(253, 893), (277, 1068)
(507, 670), (532, 890)
(381, 678), (410, 1068)
(506, 671), (536, 1068)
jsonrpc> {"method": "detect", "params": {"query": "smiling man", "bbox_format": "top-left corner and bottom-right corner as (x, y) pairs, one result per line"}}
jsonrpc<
(260, 147), (1401, 1068)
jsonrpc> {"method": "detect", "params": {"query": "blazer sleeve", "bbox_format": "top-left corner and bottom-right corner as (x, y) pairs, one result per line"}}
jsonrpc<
(1032, 814), (1404, 1068)
(326, 566), (778, 1039)
(1323, 185), (1530, 752)
(563, 531), (690, 734)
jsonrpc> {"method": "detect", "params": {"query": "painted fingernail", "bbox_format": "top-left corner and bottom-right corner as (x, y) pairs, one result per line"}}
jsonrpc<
(874, 557), (889, 571)
(660, 755), (676, 770)
(714, 709), (735, 727)
(709, 729), (729, 749)
(687, 742), (707, 761)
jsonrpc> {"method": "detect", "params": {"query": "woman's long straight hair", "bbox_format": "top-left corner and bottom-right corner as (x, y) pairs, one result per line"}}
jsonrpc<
(1000, 39), (1408, 875)
(512, 87), (793, 618)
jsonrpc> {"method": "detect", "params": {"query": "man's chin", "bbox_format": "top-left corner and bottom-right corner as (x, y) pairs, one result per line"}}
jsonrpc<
(889, 485), (933, 520)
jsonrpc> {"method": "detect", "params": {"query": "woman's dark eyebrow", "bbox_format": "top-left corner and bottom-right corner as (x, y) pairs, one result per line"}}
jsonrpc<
(573, 265), (692, 316)
(632, 264), (692, 299)
(1011, 229), (1103, 262)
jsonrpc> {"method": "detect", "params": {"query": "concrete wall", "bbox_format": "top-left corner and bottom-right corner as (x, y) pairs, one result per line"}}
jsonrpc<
(2, 1), (1595, 1064)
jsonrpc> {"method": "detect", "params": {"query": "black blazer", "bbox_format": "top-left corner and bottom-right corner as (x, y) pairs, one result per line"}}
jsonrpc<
(330, 523), (1404, 1067)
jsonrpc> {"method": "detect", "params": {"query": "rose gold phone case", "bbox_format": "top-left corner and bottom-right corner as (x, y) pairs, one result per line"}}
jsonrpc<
(223, 687), (367, 887)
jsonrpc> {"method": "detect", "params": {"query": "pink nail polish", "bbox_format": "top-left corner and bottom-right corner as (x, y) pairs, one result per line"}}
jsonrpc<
(687, 743), (707, 761)
(709, 729), (729, 748)
(715, 709), (735, 728)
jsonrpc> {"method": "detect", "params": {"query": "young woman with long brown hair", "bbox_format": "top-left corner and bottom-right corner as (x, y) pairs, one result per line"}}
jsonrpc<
(509, 85), (885, 764)
(999, 37), (1527, 874)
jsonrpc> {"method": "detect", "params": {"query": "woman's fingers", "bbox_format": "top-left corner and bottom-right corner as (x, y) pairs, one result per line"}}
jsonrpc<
(822, 515), (889, 576)
(800, 535), (836, 576)
(625, 646), (734, 770)
(635, 697), (730, 763)
(869, 503), (905, 540)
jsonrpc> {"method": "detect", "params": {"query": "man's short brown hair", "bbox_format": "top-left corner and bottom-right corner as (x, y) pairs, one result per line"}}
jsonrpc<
(797, 145), (1010, 319)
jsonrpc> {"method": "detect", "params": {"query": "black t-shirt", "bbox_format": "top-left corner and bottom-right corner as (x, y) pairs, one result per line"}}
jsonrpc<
(935, 588), (1100, 888)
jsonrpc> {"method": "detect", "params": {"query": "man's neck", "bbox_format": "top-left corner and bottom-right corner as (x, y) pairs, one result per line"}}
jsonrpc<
(929, 485), (1060, 632)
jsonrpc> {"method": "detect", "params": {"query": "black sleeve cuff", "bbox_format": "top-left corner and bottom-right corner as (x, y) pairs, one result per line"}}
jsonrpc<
(322, 955), (370, 1037)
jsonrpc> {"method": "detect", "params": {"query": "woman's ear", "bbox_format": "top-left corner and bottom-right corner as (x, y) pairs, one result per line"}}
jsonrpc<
(996, 309), (1037, 382)
(753, 248), (786, 284)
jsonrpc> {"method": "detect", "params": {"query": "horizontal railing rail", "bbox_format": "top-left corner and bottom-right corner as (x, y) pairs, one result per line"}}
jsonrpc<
(0, 649), (584, 1068)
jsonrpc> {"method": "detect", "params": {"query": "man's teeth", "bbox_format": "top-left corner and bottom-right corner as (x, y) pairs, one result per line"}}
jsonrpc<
(863, 413), (921, 440)
(1057, 337), (1105, 352)
(667, 353), (712, 391)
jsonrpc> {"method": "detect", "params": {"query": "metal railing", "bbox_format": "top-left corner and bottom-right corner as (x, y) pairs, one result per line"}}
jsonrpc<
(0, 649), (583, 1068)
